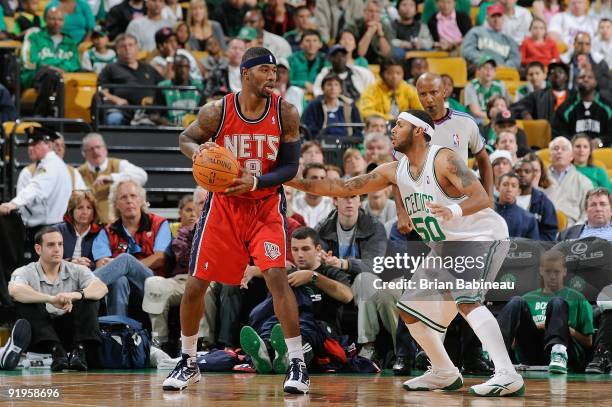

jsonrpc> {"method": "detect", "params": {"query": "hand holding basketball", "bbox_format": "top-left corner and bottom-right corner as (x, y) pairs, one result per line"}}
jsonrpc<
(192, 145), (240, 192)
(192, 141), (218, 162)
(224, 166), (256, 196)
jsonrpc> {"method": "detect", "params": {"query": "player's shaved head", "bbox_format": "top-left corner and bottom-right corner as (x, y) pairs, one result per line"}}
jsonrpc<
(416, 73), (446, 121)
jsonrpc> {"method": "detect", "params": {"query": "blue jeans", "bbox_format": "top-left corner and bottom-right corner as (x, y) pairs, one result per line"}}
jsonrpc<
(105, 110), (127, 125)
(94, 253), (154, 316)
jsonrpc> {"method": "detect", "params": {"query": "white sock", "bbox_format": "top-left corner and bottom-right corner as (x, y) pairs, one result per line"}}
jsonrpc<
(407, 321), (456, 371)
(285, 336), (304, 362)
(181, 333), (198, 359)
(464, 306), (515, 373)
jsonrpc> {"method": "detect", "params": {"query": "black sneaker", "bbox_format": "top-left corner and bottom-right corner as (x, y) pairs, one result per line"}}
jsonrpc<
(283, 358), (310, 394)
(0, 319), (31, 370)
(163, 354), (201, 391)
(462, 354), (494, 375)
(586, 347), (612, 374)
(414, 350), (430, 371)
(51, 345), (69, 372)
(392, 356), (411, 376)
(69, 344), (88, 371)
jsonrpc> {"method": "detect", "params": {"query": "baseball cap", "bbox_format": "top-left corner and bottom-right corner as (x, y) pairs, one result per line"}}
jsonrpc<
(238, 26), (257, 41)
(478, 55), (497, 67)
(328, 44), (348, 57)
(92, 26), (107, 39)
(26, 126), (60, 145)
(155, 27), (175, 46)
(548, 60), (570, 76)
(142, 277), (177, 314)
(276, 57), (290, 69)
(487, 3), (505, 16)
(489, 149), (513, 164)
(494, 110), (517, 125)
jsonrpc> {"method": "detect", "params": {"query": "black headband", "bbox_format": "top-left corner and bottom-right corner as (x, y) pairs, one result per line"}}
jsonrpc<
(240, 54), (277, 70)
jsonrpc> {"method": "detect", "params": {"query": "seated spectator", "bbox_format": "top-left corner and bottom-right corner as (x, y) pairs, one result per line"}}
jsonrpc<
(427, 0), (471, 54)
(97, 34), (164, 125)
(240, 227), (353, 372)
(44, 0), (95, 44)
(210, 0), (249, 38)
(358, 58), (422, 121)
(552, 69), (611, 144)
(201, 36), (226, 75)
(496, 249), (593, 373)
(593, 18), (612, 68)
(514, 159), (559, 240)
(80, 27), (117, 74)
(498, 0), (532, 45)
(420, 0), (471, 24)
(126, 0), (172, 52)
(8, 227), (108, 372)
(315, 196), (391, 361)
(405, 57), (428, 85)
(464, 58), (510, 121)
(161, 0), (182, 23)
(12, 0), (43, 40)
(56, 190), (103, 270)
(288, 29), (326, 94)
(299, 141), (325, 174)
(150, 28), (203, 83)
(495, 172), (540, 239)
(441, 74), (467, 113)
(548, 0), (595, 47)
(494, 130), (519, 164)
(302, 74), (362, 138)
(462, 3), (521, 69)
(364, 132), (392, 163)
(291, 163), (335, 228)
(274, 58), (305, 116)
(105, 0), (145, 41)
(512, 61), (570, 122)
(562, 32), (611, 98)
(485, 110), (530, 156)
(392, 0), (434, 58)
(262, 0), (294, 36)
(152, 56), (203, 126)
(515, 61), (548, 102)
(169, 194), (197, 236)
(343, 149), (367, 178)
(336, 29), (370, 69)
(346, 0), (393, 64)
(362, 184), (397, 225)
(522, 152), (555, 192)
(284, 5), (314, 52)
(242, 8), (292, 59)
(490, 149), (514, 196)
(546, 137), (594, 226)
(78, 132), (148, 224)
(175, 22), (191, 50)
(187, 0), (227, 52)
(520, 18), (560, 68)
(314, 0), (364, 44)
(203, 38), (246, 101)
(557, 188), (611, 240)
(572, 133), (611, 191)
(92, 180), (171, 315)
(479, 95), (508, 144)
(364, 114), (389, 136)
(21, 8), (80, 117)
(313, 45), (376, 101)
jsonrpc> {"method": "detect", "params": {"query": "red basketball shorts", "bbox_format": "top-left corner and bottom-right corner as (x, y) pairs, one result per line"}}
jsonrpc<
(189, 191), (288, 284)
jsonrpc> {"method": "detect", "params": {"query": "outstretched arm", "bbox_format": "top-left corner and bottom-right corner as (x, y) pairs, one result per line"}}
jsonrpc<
(286, 162), (397, 197)
(428, 149), (490, 220)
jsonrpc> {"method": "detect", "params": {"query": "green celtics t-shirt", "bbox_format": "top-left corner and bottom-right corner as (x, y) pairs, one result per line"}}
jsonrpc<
(522, 287), (594, 354)
(154, 79), (203, 125)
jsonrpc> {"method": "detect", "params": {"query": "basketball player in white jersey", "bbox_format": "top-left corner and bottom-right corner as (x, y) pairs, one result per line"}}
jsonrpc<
(286, 110), (525, 396)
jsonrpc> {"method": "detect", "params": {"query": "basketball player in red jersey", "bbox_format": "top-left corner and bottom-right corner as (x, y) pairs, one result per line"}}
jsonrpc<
(163, 47), (309, 394)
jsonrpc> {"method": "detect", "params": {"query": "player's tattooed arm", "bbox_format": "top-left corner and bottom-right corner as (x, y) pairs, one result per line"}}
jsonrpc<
(286, 162), (397, 197)
(279, 99), (301, 143)
(179, 99), (223, 161)
(436, 149), (490, 216)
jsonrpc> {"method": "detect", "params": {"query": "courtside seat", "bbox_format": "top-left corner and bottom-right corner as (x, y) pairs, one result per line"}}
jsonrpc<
(556, 210), (568, 231)
(427, 57), (467, 87)
(593, 148), (612, 169)
(516, 119), (551, 149)
(495, 66), (520, 82)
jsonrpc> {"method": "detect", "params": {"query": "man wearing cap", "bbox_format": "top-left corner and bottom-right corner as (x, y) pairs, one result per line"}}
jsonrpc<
(512, 61), (570, 123)
(125, 0), (171, 52)
(288, 29), (326, 94)
(464, 57), (510, 120)
(462, 3), (520, 69)
(80, 27), (117, 74)
(21, 8), (80, 117)
(0, 127), (72, 258)
(312, 45), (375, 101)
(150, 27), (202, 82)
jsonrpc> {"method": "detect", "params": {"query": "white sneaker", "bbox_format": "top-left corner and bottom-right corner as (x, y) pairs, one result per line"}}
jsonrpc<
(402, 367), (463, 391)
(469, 369), (525, 397)
(163, 354), (201, 391)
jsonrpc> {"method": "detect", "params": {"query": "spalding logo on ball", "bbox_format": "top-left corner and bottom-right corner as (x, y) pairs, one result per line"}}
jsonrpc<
(192, 146), (240, 192)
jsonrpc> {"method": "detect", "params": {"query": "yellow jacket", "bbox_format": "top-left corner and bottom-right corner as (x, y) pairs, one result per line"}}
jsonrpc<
(357, 78), (423, 121)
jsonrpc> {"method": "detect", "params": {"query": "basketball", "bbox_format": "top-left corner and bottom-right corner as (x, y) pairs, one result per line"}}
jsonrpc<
(192, 146), (240, 192)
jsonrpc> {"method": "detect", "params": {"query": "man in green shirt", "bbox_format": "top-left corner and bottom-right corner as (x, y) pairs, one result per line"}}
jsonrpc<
(288, 29), (326, 95)
(497, 249), (594, 373)
(21, 8), (80, 116)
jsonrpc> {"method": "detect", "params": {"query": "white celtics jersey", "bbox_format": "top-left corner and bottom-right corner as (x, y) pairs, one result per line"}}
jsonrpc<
(395, 145), (508, 242)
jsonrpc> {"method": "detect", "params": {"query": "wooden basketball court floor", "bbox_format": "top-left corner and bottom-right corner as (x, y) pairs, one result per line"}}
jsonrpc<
(1, 369), (611, 406)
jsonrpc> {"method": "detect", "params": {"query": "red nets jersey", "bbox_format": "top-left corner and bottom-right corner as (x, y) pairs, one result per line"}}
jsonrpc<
(213, 92), (283, 200)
